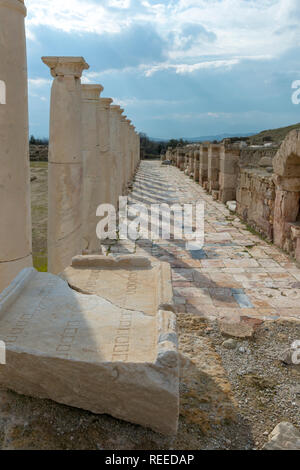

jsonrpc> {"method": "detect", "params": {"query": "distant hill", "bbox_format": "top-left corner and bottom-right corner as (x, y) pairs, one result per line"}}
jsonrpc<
(150, 122), (300, 145)
(184, 132), (255, 142)
(150, 132), (254, 143)
(248, 122), (300, 145)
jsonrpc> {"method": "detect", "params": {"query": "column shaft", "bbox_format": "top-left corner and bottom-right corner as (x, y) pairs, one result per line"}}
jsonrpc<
(0, 0), (32, 291)
(42, 56), (89, 274)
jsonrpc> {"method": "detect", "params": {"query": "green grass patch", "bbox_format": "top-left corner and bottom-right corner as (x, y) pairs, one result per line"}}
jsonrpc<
(33, 254), (48, 272)
(30, 161), (48, 169)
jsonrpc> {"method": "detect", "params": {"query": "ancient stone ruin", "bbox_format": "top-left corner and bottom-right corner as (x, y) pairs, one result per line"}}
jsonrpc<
(0, 0), (179, 435)
(166, 130), (300, 264)
(1, 0), (300, 448)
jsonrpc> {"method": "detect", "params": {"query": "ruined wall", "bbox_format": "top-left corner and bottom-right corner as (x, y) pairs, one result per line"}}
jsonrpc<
(236, 168), (275, 241)
(239, 147), (278, 168)
(30, 144), (48, 161)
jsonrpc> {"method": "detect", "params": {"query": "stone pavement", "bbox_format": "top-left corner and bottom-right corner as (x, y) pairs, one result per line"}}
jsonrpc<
(113, 161), (300, 322)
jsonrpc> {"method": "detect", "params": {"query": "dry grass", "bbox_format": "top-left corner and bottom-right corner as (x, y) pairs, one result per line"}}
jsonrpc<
(30, 162), (48, 271)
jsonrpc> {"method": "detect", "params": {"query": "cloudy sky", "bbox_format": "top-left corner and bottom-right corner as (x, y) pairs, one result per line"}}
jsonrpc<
(26, 0), (300, 139)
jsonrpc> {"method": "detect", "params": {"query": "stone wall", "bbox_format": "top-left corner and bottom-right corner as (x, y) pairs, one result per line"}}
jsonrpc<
(236, 168), (275, 241)
(161, 130), (300, 263)
(239, 147), (278, 168)
(30, 144), (48, 161)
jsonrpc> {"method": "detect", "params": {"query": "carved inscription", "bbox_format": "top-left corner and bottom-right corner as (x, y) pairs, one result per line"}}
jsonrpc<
(56, 320), (81, 358)
(111, 271), (137, 361)
(4, 279), (56, 345)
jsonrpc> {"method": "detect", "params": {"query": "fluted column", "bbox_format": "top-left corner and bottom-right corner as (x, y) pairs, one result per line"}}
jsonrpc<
(42, 56), (89, 274)
(81, 84), (103, 253)
(97, 97), (113, 204)
(0, 0), (32, 291)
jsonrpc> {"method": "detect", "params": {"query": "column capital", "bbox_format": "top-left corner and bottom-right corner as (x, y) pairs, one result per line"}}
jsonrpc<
(111, 105), (124, 115)
(98, 97), (113, 109)
(0, 0), (27, 16)
(42, 56), (89, 78)
(81, 84), (103, 100)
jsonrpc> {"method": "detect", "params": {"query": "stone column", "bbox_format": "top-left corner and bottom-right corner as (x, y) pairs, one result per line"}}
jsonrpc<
(120, 116), (128, 194)
(166, 147), (172, 161)
(184, 148), (189, 174)
(42, 56), (89, 274)
(110, 104), (122, 208)
(130, 125), (136, 177)
(219, 141), (240, 203)
(125, 119), (132, 191)
(273, 179), (300, 250)
(110, 105), (124, 203)
(208, 143), (220, 194)
(0, 0), (32, 292)
(177, 149), (184, 171)
(97, 97), (113, 204)
(199, 143), (209, 187)
(137, 132), (141, 169)
(81, 84), (103, 253)
(187, 148), (192, 176)
(193, 147), (200, 182)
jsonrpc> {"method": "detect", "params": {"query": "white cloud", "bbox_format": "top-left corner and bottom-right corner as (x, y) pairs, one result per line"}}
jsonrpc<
(25, 0), (300, 75)
(111, 96), (190, 106)
(143, 59), (240, 76)
(28, 78), (51, 87)
(26, 0), (130, 35)
(151, 111), (232, 121)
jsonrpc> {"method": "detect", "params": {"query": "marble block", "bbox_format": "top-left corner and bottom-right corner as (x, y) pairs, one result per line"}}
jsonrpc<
(0, 257), (178, 435)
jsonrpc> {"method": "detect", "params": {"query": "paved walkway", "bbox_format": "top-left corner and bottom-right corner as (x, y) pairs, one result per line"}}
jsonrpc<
(115, 160), (300, 322)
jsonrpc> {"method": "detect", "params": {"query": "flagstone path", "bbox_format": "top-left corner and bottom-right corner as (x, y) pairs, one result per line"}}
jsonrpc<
(113, 160), (300, 322)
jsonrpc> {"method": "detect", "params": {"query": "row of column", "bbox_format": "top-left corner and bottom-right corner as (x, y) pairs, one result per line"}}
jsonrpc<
(42, 57), (140, 274)
(166, 141), (240, 203)
(0, 0), (141, 292)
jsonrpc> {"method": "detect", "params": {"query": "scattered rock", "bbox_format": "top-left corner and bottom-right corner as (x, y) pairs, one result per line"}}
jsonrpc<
(241, 373), (276, 390)
(222, 339), (237, 350)
(259, 157), (273, 168)
(281, 348), (295, 365)
(219, 320), (254, 339)
(240, 316), (264, 330)
(226, 201), (237, 212)
(263, 422), (300, 450)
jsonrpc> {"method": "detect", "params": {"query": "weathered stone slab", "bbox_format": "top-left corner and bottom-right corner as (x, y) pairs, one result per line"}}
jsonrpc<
(219, 320), (254, 339)
(264, 422), (300, 450)
(0, 258), (178, 435)
(62, 255), (174, 314)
